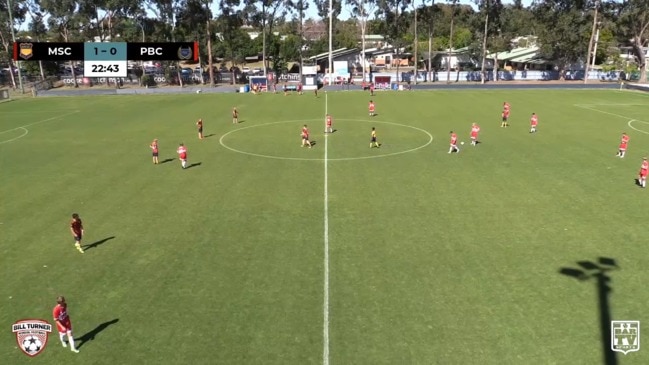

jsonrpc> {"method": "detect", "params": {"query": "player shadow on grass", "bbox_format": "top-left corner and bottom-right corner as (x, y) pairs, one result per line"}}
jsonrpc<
(76, 318), (119, 349)
(204, 134), (216, 138)
(186, 162), (202, 169)
(635, 178), (643, 187)
(559, 257), (619, 365)
(160, 158), (174, 164)
(81, 236), (115, 251)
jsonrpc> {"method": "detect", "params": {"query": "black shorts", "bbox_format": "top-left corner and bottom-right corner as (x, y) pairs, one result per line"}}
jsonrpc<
(371, 137), (377, 142)
(74, 234), (82, 242)
(198, 128), (203, 133)
(502, 116), (508, 121)
(152, 152), (159, 157)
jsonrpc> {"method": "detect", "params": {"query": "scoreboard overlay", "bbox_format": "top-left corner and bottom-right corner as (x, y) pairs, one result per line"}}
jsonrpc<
(83, 42), (127, 77)
(13, 42), (198, 78)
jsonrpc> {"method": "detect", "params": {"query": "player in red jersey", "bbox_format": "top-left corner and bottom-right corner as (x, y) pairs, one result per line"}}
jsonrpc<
(177, 143), (188, 168)
(616, 132), (629, 158)
(638, 157), (648, 188)
(325, 114), (333, 133)
(297, 83), (303, 95)
(448, 131), (460, 153)
(232, 107), (238, 124)
(530, 113), (538, 133)
(369, 100), (376, 117)
(70, 213), (84, 253)
(196, 119), (204, 139)
(150, 139), (159, 164)
(470, 123), (480, 146)
(501, 102), (511, 127)
(53, 296), (79, 353)
(301, 125), (312, 148)
(370, 82), (375, 96)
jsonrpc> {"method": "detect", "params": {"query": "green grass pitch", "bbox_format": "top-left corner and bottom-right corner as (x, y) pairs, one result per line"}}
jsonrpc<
(1, 89), (648, 364)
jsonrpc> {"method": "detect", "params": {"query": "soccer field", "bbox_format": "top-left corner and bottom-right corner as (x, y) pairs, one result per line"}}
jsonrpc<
(1, 88), (648, 364)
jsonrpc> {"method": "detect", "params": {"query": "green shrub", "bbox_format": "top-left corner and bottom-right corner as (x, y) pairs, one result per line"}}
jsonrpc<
(141, 74), (155, 87)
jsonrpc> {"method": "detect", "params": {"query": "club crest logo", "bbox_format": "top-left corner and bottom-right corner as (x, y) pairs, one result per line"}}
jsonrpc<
(12, 319), (52, 357)
(611, 320), (640, 355)
(19, 43), (33, 60)
(178, 46), (192, 60)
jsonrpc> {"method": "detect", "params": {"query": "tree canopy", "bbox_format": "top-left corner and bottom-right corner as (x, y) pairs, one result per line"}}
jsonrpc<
(1, 0), (648, 81)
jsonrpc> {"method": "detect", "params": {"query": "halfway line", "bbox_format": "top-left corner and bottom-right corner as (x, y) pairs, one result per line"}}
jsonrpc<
(323, 93), (330, 365)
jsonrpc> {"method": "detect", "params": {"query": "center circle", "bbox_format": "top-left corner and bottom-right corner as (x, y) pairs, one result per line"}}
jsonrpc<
(219, 119), (434, 161)
(628, 120), (649, 135)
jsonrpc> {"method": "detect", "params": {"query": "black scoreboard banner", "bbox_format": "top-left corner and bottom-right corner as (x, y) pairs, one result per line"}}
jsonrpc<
(13, 42), (199, 61)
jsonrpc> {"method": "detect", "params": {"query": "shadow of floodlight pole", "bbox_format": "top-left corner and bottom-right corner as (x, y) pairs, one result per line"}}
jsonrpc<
(559, 257), (619, 365)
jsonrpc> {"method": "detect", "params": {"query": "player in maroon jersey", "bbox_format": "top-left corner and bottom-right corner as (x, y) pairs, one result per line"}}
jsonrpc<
(70, 213), (84, 253)
(301, 125), (312, 148)
(196, 119), (204, 139)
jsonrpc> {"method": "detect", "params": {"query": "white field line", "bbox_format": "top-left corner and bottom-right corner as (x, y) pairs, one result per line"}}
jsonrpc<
(0, 110), (81, 135)
(0, 127), (28, 144)
(573, 104), (647, 122)
(323, 93), (330, 365)
(628, 120), (649, 135)
(573, 103), (649, 135)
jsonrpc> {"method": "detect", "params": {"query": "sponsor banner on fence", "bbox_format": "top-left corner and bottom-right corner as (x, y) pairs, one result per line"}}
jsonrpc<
(373, 76), (391, 90)
(59, 76), (144, 85)
(277, 73), (302, 82)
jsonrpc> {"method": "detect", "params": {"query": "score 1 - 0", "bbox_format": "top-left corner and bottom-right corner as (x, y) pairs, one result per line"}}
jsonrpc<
(83, 43), (127, 78)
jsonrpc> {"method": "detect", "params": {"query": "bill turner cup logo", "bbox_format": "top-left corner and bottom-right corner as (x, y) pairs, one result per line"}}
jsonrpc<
(611, 321), (640, 355)
(12, 319), (52, 357)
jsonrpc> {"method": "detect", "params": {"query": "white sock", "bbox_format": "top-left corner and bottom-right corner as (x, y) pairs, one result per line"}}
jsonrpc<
(59, 333), (66, 346)
(68, 334), (77, 350)
(182, 160), (187, 168)
(642, 180), (646, 187)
